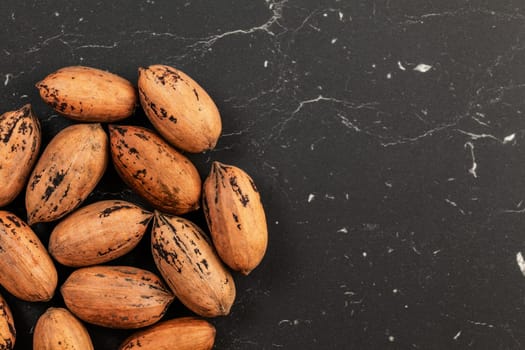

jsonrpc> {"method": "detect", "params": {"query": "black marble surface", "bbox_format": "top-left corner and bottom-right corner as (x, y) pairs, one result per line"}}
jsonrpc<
(3, 0), (525, 349)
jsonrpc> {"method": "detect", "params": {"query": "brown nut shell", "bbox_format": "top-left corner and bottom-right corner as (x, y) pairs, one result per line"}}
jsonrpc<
(33, 307), (93, 350)
(119, 317), (215, 350)
(36, 66), (137, 122)
(25, 123), (108, 225)
(138, 64), (221, 153)
(61, 265), (174, 329)
(0, 293), (15, 349)
(203, 162), (268, 275)
(151, 212), (235, 317)
(49, 200), (153, 267)
(0, 104), (41, 207)
(0, 211), (57, 301)
(109, 125), (201, 214)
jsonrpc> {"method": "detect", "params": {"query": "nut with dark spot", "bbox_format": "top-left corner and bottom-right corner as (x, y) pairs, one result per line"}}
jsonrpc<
(0, 211), (57, 302)
(151, 212), (235, 317)
(0, 104), (41, 207)
(138, 64), (221, 153)
(119, 317), (215, 350)
(36, 66), (137, 122)
(109, 125), (201, 215)
(61, 266), (174, 329)
(33, 307), (93, 350)
(25, 124), (108, 224)
(0, 293), (15, 350)
(202, 162), (268, 275)
(49, 200), (152, 267)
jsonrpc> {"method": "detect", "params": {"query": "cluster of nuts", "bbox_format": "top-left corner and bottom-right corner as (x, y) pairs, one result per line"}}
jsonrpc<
(0, 65), (268, 349)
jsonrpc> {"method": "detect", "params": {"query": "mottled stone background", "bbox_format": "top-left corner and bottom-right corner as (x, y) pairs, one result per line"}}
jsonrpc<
(2, 0), (525, 349)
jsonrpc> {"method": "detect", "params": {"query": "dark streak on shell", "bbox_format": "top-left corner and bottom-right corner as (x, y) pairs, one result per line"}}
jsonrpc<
(98, 203), (135, 218)
(26, 124), (108, 224)
(151, 212), (235, 317)
(0, 104), (41, 207)
(61, 266), (174, 329)
(0, 295), (15, 350)
(109, 125), (201, 215)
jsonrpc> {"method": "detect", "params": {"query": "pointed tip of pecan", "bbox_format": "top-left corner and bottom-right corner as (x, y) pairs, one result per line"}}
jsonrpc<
(26, 214), (36, 226)
(211, 161), (224, 172)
